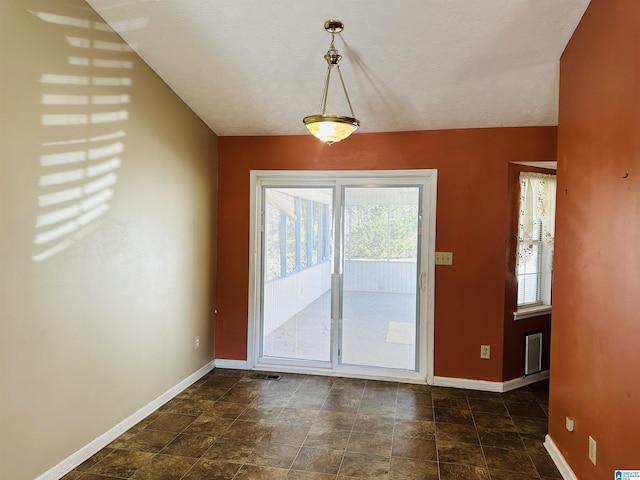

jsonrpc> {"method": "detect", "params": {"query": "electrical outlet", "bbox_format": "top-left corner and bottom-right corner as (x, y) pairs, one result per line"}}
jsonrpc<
(588, 436), (597, 465)
(195, 336), (200, 350)
(480, 345), (491, 359)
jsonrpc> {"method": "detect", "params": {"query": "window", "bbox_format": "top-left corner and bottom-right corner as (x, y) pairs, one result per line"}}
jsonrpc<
(516, 172), (556, 307)
(264, 188), (332, 282)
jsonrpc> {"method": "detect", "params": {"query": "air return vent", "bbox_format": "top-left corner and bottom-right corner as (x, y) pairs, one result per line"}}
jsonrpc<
(251, 373), (281, 381)
(524, 332), (543, 375)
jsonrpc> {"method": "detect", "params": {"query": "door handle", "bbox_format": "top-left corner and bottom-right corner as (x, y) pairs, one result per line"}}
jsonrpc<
(419, 271), (427, 292)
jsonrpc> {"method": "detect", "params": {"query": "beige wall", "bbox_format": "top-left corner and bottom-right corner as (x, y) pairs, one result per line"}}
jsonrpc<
(0, 2), (217, 479)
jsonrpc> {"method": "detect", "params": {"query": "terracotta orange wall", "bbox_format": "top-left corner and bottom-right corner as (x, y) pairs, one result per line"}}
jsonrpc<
(550, 0), (640, 476)
(217, 127), (556, 381)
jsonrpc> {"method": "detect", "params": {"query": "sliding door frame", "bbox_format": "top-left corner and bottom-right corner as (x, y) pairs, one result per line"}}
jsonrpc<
(247, 169), (437, 384)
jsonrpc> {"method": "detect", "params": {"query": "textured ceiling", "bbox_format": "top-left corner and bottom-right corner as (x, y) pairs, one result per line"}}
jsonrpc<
(86, 0), (590, 137)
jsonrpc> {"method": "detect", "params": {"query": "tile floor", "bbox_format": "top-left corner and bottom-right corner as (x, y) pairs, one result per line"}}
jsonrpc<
(61, 370), (561, 480)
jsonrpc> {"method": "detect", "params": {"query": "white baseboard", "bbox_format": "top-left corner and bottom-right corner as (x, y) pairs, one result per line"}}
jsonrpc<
(433, 376), (503, 392)
(503, 369), (550, 392)
(544, 434), (579, 480)
(253, 362), (428, 385)
(36, 360), (215, 480)
(214, 359), (249, 370)
(433, 369), (549, 393)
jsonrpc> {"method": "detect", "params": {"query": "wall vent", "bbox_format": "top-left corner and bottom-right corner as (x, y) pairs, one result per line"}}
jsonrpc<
(524, 332), (543, 375)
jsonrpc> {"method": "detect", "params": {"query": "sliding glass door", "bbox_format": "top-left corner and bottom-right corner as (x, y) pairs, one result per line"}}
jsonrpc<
(253, 171), (435, 381)
(261, 187), (334, 363)
(340, 186), (420, 371)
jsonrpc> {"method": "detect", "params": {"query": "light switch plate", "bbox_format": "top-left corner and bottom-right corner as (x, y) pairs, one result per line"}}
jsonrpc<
(435, 251), (453, 265)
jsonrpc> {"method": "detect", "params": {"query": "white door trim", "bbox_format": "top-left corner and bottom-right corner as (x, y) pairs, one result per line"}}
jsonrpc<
(247, 169), (437, 384)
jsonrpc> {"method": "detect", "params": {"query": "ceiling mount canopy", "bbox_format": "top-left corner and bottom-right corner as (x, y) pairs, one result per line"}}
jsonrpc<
(303, 19), (360, 145)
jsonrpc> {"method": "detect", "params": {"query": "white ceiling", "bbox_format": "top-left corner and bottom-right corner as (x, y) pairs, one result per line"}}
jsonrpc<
(86, 0), (590, 137)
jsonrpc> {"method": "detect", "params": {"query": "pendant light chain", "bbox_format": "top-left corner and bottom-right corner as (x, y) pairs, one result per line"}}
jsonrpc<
(320, 65), (332, 115)
(336, 65), (356, 119)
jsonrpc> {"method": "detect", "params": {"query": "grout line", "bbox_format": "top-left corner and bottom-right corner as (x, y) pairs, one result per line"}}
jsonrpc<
(173, 373), (266, 479)
(503, 387), (541, 480)
(432, 389), (442, 480)
(333, 378), (368, 478)
(177, 371), (240, 480)
(287, 376), (323, 477)
(472, 393), (492, 480)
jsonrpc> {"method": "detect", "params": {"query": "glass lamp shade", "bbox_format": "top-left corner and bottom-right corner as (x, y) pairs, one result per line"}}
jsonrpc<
(303, 115), (360, 145)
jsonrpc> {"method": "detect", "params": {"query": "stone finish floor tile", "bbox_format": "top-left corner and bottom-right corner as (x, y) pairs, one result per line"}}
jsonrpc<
(472, 412), (518, 431)
(86, 449), (154, 478)
(130, 454), (196, 480)
(476, 426), (526, 450)
(488, 470), (540, 480)
(468, 397), (509, 415)
(202, 438), (256, 463)
(125, 429), (180, 453)
(303, 429), (351, 450)
(436, 440), (485, 466)
(434, 407), (474, 425)
(520, 432), (548, 454)
(61, 372), (557, 480)
(144, 413), (198, 433)
(353, 413), (395, 435)
(160, 433), (216, 458)
(505, 401), (548, 418)
(180, 459), (242, 480)
(439, 463), (491, 480)
(261, 424), (311, 447)
(435, 423), (480, 444)
(393, 419), (436, 440)
(338, 453), (390, 479)
(291, 447), (344, 474)
(483, 447), (538, 476)
(530, 452), (563, 478)
(247, 443), (300, 469)
(286, 471), (337, 480)
(74, 448), (114, 471)
(347, 432), (393, 457)
(234, 464), (290, 479)
(75, 475), (124, 480)
(388, 457), (439, 479)
(60, 473), (83, 480)
(391, 436), (437, 461)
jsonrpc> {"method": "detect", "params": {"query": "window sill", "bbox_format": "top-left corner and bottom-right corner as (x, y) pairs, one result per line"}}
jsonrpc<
(514, 305), (552, 321)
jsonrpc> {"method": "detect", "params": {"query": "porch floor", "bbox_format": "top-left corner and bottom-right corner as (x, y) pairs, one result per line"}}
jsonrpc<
(263, 291), (417, 370)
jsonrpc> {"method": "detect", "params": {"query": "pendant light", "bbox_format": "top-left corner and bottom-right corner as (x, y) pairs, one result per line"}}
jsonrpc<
(303, 20), (360, 145)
